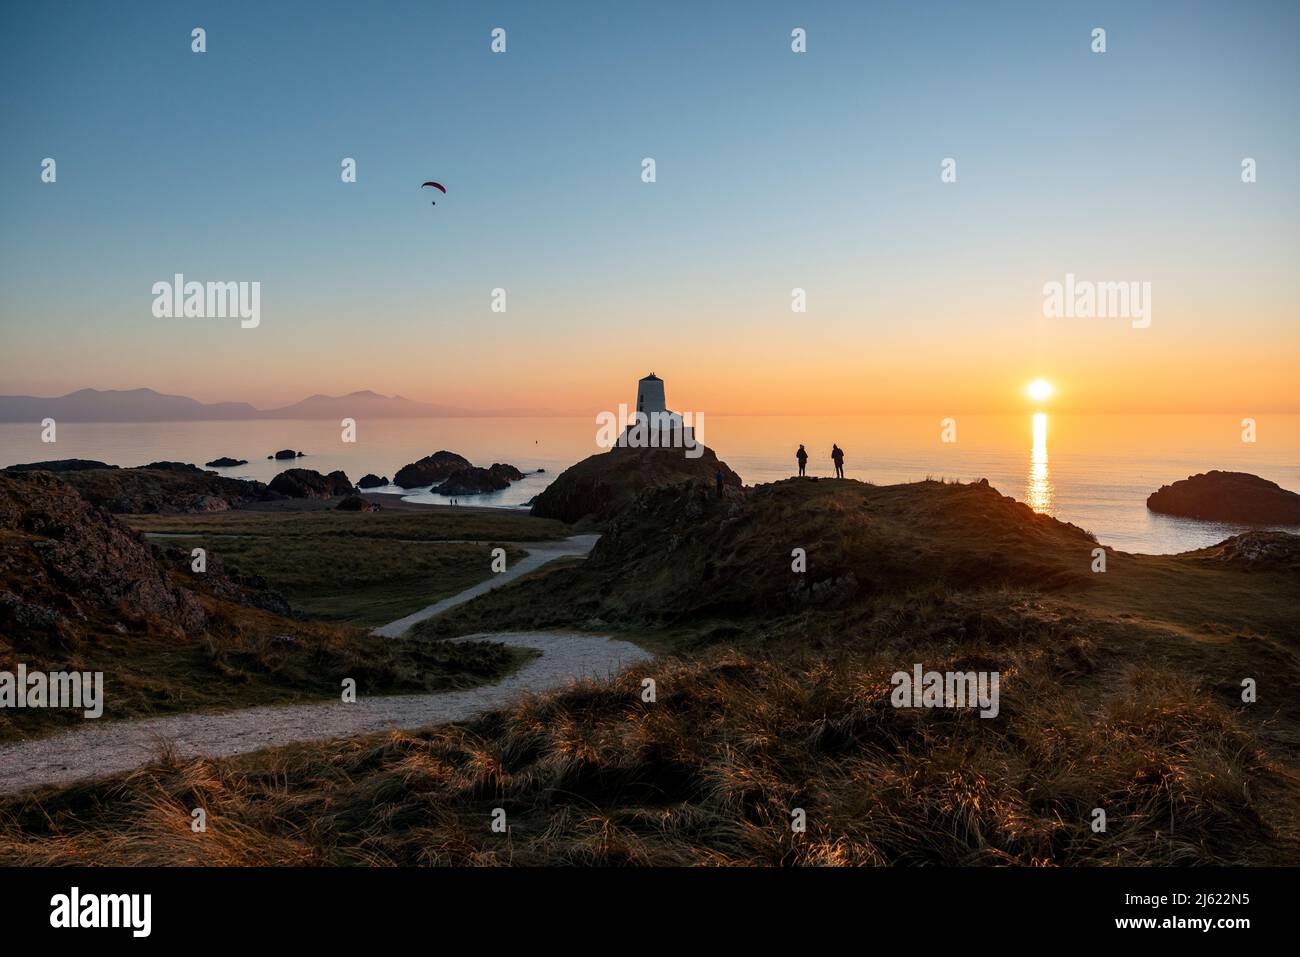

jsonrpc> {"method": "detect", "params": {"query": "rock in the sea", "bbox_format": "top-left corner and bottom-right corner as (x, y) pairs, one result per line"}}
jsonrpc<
(531, 445), (742, 524)
(273, 449), (301, 460)
(356, 473), (389, 488)
(1147, 471), (1300, 524)
(393, 450), (472, 488)
(268, 468), (354, 499)
(336, 494), (381, 512)
(488, 463), (525, 482)
(5, 459), (117, 472)
(139, 461), (205, 473)
(205, 456), (248, 468)
(435, 466), (511, 496)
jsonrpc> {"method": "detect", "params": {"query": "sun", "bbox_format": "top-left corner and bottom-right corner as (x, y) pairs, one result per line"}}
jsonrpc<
(1026, 378), (1054, 402)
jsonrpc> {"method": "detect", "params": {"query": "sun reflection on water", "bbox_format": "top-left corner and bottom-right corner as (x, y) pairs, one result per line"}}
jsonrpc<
(1026, 412), (1054, 513)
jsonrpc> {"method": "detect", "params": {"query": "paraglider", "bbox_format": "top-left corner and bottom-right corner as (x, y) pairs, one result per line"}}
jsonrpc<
(421, 181), (446, 205)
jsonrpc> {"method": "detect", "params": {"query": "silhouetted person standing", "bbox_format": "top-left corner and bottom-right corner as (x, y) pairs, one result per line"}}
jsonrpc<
(715, 468), (725, 498)
(796, 444), (808, 477)
(831, 444), (844, 479)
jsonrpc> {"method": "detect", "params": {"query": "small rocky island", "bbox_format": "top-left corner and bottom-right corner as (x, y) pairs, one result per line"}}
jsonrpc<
(1147, 470), (1300, 524)
(392, 451), (527, 496)
(393, 451), (472, 488)
(435, 464), (523, 496)
(267, 468), (354, 499)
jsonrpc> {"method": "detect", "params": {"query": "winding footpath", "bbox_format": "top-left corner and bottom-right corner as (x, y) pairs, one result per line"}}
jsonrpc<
(373, 534), (600, 637)
(0, 535), (650, 797)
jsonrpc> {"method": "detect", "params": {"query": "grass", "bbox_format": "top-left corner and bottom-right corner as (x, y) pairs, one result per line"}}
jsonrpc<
(3, 588), (1295, 866)
(0, 585), (537, 741)
(125, 509), (567, 626)
(126, 508), (569, 543)
(145, 532), (527, 627)
(4, 477), (1297, 865)
(1, 499), (560, 740)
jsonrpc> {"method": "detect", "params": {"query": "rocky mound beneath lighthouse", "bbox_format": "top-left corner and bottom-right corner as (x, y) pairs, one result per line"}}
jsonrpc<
(530, 444), (742, 525)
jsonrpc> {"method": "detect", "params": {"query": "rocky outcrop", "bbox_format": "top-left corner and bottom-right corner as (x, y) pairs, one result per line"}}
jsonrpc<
(356, 474), (389, 489)
(530, 445), (742, 525)
(0, 471), (206, 643)
(205, 457), (248, 468)
(140, 461), (205, 473)
(488, 463), (525, 482)
(1147, 471), (1300, 524)
(11, 464), (277, 514)
(268, 469), (353, 499)
(435, 467), (511, 496)
(1190, 530), (1300, 571)
(5, 459), (116, 472)
(336, 495), (381, 512)
(190, 495), (232, 512)
(272, 449), (303, 460)
(393, 451), (472, 489)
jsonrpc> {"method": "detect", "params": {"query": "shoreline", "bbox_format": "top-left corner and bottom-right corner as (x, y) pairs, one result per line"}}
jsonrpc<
(236, 492), (517, 515)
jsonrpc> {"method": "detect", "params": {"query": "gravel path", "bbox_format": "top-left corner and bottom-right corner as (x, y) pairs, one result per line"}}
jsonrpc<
(0, 534), (647, 797)
(372, 534), (600, 637)
(0, 632), (649, 797)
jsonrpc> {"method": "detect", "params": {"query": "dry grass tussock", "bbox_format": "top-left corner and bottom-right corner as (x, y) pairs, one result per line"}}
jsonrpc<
(4, 593), (1296, 866)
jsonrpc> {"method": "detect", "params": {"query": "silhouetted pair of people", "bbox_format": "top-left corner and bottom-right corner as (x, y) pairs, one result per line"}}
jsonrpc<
(794, 443), (845, 478)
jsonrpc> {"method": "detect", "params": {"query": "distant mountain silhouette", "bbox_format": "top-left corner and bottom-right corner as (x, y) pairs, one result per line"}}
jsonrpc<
(0, 388), (259, 423)
(260, 391), (470, 419)
(0, 388), (483, 422)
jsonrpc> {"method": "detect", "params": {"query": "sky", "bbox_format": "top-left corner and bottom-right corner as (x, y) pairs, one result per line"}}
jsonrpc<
(1, 0), (1297, 416)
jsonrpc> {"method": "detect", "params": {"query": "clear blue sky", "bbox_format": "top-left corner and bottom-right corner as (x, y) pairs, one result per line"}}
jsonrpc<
(2, 0), (1297, 413)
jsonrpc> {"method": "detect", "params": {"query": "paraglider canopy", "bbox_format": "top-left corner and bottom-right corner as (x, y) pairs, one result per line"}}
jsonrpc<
(421, 181), (446, 193)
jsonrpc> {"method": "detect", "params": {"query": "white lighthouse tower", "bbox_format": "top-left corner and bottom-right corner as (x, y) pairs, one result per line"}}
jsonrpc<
(636, 373), (666, 417)
(619, 372), (696, 451)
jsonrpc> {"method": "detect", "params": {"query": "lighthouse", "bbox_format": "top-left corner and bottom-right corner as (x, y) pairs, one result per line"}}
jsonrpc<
(618, 372), (698, 454)
(636, 373), (666, 417)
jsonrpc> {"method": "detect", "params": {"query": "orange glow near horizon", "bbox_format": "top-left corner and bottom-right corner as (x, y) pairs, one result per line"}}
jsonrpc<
(4, 305), (1299, 416)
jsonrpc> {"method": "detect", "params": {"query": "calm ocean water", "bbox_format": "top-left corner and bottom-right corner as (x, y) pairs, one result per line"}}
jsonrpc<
(2, 414), (1296, 555)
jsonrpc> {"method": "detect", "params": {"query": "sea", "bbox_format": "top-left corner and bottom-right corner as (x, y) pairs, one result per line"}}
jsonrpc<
(2, 413), (1296, 555)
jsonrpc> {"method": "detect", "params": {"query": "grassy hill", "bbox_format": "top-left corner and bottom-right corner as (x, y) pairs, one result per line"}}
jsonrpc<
(530, 444), (741, 525)
(0, 473), (545, 739)
(420, 477), (1102, 639)
(122, 511), (552, 626)
(3, 476), (1297, 864)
